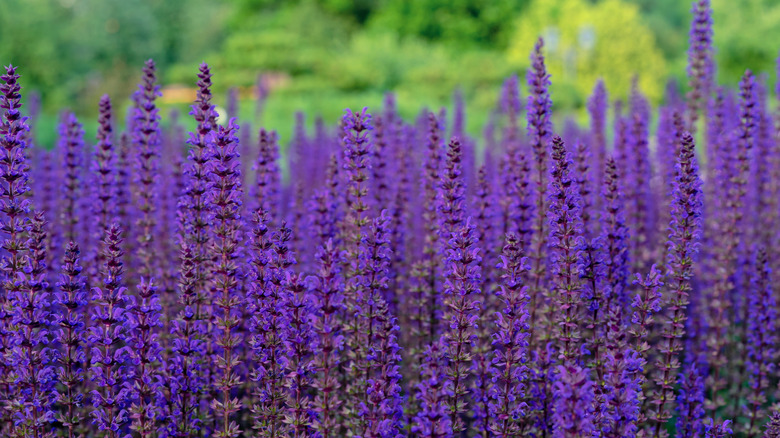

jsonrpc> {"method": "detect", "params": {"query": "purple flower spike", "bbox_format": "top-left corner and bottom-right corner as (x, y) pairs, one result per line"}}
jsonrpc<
(54, 242), (88, 436)
(442, 218), (481, 434)
(686, 0), (714, 133)
(547, 135), (584, 363)
(704, 419), (733, 438)
(412, 340), (452, 438)
(127, 278), (163, 438)
(488, 232), (530, 437)
(132, 59), (162, 279)
(93, 95), (117, 268)
(552, 364), (595, 438)
(526, 37), (553, 346)
(10, 212), (55, 434)
(88, 224), (132, 437)
(651, 131), (702, 435)
(311, 239), (345, 438)
(0, 64), (33, 428)
(744, 248), (776, 436)
(249, 218), (291, 437)
(59, 112), (85, 245)
(207, 119), (245, 438)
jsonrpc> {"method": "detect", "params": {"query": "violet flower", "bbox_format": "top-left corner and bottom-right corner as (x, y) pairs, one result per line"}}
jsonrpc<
(651, 131), (702, 435)
(547, 135), (583, 363)
(250, 221), (292, 437)
(206, 119), (244, 438)
(487, 232), (530, 437)
(551, 364), (595, 438)
(88, 223), (132, 437)
(442, 218), (481, 434)
(10, 211), (55, 433)
(686, 0), (714, 133)
(253, 129), (281, 223)
(0, 64), (33, 430)
(412, 340), (452, 438)
(281, 270), (317, 437)
(92, 95), (117, 271)
(311, 239), (345, 438)
(126, 278), (162, 438)
(744, 248), (776, 437)
(526, 37), (553, 346)
(704, 419), (733, 437)
(54, 242), (87, 436)
(132, 59), (162, 280)
(587, 80), (608, 191)
(59, 112), (85, 245)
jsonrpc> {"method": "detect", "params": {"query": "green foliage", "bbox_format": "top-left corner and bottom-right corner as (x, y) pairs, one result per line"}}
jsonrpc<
(507, 0), (667, 108)
(369, 0), (530, 48)
(712, 0), (780, 85)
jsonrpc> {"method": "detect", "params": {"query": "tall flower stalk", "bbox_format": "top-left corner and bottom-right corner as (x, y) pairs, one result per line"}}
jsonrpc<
(54, 242), (87, 438)
(207, 120), (244, 438)
(651, 131), (703, 436)
(132, 59), (162, 280)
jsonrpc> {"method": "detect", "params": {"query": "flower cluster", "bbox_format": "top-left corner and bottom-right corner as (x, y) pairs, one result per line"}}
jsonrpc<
(5, 2), (780, 436)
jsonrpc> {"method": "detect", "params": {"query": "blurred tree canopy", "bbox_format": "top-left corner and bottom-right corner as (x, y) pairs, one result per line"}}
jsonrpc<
(0, 0), (777, 138)
(507, 0), (667, 104)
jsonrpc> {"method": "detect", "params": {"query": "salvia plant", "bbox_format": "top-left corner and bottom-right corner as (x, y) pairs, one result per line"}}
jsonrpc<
(5, 1), (780, 436)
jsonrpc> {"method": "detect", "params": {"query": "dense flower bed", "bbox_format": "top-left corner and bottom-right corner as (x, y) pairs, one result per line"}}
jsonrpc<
(0, 0), (776, 436)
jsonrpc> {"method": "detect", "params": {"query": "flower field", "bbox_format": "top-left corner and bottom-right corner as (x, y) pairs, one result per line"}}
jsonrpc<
(0, 0), (777, 437)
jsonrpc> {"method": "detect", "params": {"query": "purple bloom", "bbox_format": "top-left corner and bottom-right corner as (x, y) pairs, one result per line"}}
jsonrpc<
(311, 239), (345, 437)
(253, 128), (281, 222)
(92, 95), (117, 270)
(744, 248), (776, 436)
(206, 119), (245, 438)
(54, 242), (88, 436)
(0, 64), (33, 428)
(132, 59), (162, 279)
(59, 112), (85, 245)
(686, 0), (714, 133)
(587, 80), (608, 190)
(10, 212), (56, 432)
(126, 278), (163, 438)
(551, 364), (595, 438)
(412, 340), (452, 438)
(487, 232), (530, 437)
(704, 419), (733, 438)
(546, 135), (584, 363)
(526, 37), (553, 346)
(651, 131), (703, 433)
(88, 224), (132, 437)
(249, 218), (292, 437)
(442, 218), (481, 434)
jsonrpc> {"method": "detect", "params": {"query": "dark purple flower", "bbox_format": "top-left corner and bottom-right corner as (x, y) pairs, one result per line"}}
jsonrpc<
(526, 37), (553, 347)
(686, 0), (714, 133)
(487, 232), (530, 437)
(0, 64), (33, 428)
(311, 239), (345, 438)
(59, 112), (85, 245)
(10, 212), (55, 433)
(551, 364), (595, 438)
(206, 119), (245, 438)
(442, 218), (481, 434)
(54, 242), (88, 436)
(546, 135), (584, 363)
(650, 131), (702, 433)
(92, 95), (117, 270)
(744, 248), (776, 436)
(412, 340), (452, 438)
(88, 223), (132, 437)
(132, 59), (162, 279)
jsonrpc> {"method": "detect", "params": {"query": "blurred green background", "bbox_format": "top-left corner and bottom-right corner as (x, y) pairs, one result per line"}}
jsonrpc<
(1, 0), (778, 145)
